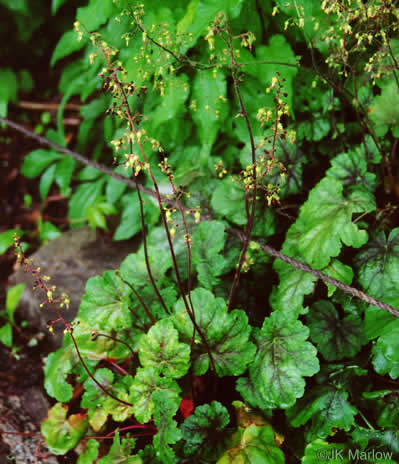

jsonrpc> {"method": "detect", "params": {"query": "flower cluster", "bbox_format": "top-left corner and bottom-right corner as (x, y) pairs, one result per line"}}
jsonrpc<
(14, 234), (71, 334)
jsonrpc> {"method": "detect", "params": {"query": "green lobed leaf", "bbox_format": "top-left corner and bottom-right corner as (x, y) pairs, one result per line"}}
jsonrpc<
(181, 401), (230, 461)
(297, 176), (375, 269)
(172, 145), (203, 186)
(331, 290), (368, 318)
(138, 319), (190, 379)
(249, 311), (319, 409)
(98, 5), (136, 50)
(56, 59), (101, 138)
(120, 34), (158, 88)
(173, 288), (256, 376)
(211, 177), (276, 238)
(361, 134), (382, 164)
(230, 0), (264, 42)
(216, 401), (285, 463)
(41, 403), (88, 455)
(286, 386), (357, 441)
(129, 367), (181, 424)
(306, 300), (363, 361)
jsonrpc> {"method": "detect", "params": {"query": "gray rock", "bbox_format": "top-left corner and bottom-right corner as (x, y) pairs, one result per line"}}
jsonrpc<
(9, 227), (140, 347)
(0, 389), (58, 464)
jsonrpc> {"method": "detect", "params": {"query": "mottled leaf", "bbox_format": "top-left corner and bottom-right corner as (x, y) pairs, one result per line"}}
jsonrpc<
(327, 150), (377, 192)
(129, 367), (181, 424)
(181, 401), (230, 461)
(250, 311), (319, 408)
(138, 319), (190, 379)
(307, 300), (363, 361)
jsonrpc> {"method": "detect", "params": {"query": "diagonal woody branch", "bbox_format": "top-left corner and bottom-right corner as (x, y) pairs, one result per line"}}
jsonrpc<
(2, 115), (399, 318)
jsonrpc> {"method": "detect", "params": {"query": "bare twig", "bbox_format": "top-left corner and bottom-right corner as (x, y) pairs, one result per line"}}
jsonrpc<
(18, 100), (81, 111)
